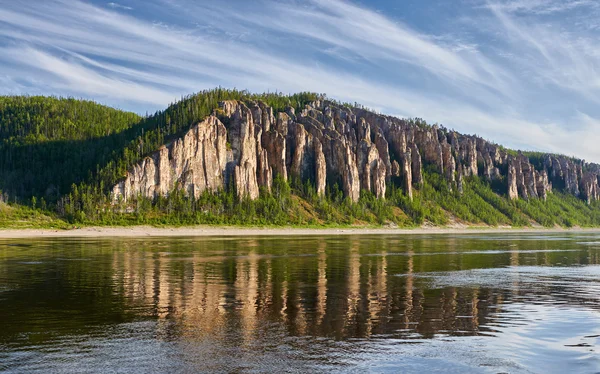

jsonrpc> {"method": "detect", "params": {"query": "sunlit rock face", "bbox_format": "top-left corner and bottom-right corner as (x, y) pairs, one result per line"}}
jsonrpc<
(112, 100), (600, 204)
(112, 115), (229, 200)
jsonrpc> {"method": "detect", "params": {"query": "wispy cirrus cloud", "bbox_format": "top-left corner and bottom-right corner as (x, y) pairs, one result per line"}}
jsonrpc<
(487, 3), (600, 102)
(1, 47), (178, 105)
(0, 0), (600, 161)
(483, 0), (598, 14)
(107, 2), (133, 10)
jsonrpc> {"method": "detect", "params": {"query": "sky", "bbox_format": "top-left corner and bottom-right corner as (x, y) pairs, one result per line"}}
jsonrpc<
(1, 0), (600, 161)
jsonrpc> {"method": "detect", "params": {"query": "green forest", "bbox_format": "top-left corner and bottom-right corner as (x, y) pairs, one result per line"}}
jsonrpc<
(2, 89), (600, 229)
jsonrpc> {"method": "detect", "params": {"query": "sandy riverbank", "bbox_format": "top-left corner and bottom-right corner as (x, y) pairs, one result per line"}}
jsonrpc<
(0, 225), (599, 238)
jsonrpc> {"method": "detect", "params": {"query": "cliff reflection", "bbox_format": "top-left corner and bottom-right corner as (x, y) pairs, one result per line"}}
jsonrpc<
(107, 235), (600, 341)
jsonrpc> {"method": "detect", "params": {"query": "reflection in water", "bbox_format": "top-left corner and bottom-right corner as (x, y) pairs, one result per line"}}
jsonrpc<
(316, 242), (326, 326)
(0, 234), (600, 373)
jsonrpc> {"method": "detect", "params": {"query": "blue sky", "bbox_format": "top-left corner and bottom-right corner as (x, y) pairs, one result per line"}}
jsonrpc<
(1, 0), (600, 161)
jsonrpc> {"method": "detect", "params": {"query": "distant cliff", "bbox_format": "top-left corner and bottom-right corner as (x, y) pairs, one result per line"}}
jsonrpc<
(112, 99), (600, 205)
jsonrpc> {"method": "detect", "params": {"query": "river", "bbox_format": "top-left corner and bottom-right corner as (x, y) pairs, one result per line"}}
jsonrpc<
(0, 233), (599, 373)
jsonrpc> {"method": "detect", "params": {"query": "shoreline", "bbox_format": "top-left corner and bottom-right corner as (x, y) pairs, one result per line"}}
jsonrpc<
(1, 225), (599, 238)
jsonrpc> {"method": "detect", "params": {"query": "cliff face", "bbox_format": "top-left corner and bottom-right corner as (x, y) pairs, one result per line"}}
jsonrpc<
(112, 115), (229, 200)
(112, 100), (600, 204)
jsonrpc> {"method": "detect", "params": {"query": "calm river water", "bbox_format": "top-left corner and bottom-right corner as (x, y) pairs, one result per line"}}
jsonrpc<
(1, 233), (599, 373)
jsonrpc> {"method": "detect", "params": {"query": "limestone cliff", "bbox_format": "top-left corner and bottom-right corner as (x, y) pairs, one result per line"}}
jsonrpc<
(112, 100), (600, 205)
(112, 115), (229, 200)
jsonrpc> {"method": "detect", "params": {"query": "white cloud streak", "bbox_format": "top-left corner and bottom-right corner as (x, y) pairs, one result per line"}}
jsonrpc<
(107, 2), (133, 10)
(484, 0), (597, 14)
(1, 47), (178, 105)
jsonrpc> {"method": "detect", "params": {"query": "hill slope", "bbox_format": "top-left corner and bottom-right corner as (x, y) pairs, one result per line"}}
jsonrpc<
(2, 89), (600, 228)
(0, 96), (141, 200)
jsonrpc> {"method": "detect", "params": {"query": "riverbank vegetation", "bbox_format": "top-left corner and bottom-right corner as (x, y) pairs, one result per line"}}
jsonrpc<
(4, 172), (600, 229)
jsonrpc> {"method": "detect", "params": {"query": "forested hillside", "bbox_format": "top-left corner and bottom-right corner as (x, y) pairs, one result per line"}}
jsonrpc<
(0, 96), (141, 200)
(2, 89), (600, 229)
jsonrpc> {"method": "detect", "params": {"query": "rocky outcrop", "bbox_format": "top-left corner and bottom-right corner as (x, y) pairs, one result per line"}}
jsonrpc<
(507, 160), (518, 200)
(222, 101), (262, 199)
(477, 139), (504, 181)
(410, 144), (423, 186)
(451, 134), (477, 177)
(391, 160), (400, 178)
(112, 98), (600, 205)
(457, 165), (464, 194)
(262, 128), (287, 180)
(520, 156), (538, 199)
(580, 173), (599, 204)
(356, 120), (387, 199)
(535, 170), (551, 201)
(415, 126), (444, 174)
(342, 143), (361, 202)
(441, 142), (455, 186)
(112, 115), (228, 200)
(506, 154), (541, 200)
(401, 151), (413, 199)
(314, 140), (327, 196)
